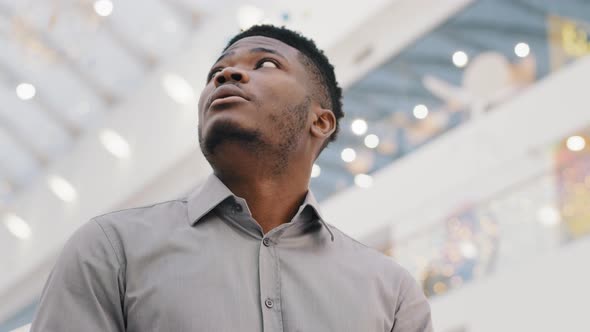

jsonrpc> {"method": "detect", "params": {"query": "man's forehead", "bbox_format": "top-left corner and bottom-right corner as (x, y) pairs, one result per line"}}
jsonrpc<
(221, 36), (299, 59)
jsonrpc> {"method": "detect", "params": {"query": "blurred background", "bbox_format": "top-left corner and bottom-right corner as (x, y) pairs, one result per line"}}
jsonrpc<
(1, 0), (589, 331)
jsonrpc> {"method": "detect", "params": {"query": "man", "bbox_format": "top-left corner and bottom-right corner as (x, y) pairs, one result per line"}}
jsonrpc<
(31, 25), (433, 331)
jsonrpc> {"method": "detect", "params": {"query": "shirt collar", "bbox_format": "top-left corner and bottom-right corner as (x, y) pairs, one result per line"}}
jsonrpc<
(187, 173), (234, 226)
(298, 188), (334, 241)
(186, 173), (334, 242)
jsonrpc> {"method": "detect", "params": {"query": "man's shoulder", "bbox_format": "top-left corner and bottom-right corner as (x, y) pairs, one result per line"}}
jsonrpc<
(92, 198), (188, 227)
(324, 223), (420, 295)
(325, 223), (407, 273)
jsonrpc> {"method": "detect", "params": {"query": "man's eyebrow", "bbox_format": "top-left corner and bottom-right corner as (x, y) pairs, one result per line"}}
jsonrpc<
(215, 51), (234, 64)
(248, 47), (287, 60)
(214, 47), (287, 64)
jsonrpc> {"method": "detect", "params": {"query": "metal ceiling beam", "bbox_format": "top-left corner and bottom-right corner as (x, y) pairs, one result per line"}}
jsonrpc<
(0, 167), (17, 203)
(349, 83), (432, 102)
(97, 21), (159, 70)
(0, 110), (48, 167)
(0, 60), (80, 139)
(78, 0), (160, 69)
(160, 0), (203, 29)
(0, 4), (118, 105)
(445, 21), (548, 42)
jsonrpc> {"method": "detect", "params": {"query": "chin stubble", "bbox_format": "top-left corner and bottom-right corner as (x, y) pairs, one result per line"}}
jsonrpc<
(198, 96), (310, 175)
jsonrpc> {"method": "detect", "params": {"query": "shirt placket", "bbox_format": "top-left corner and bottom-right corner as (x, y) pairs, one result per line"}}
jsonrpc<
(259, 235), (283, 332)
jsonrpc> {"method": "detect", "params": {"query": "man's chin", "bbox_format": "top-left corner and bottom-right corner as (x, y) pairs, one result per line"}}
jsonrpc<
(200, 119), (262, 156)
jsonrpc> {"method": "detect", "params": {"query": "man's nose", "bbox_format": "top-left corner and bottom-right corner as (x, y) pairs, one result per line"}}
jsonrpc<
(214, 67), (249, 86)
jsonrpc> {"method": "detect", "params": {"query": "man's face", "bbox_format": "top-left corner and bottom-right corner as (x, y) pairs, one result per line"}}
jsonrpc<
(197, 36), (312, 162)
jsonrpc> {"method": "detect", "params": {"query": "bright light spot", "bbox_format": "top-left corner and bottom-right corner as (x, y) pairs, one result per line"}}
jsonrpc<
(452, 51), (469, 68)
(16, 83), (36, 100)
(566, 135), (586, 151)
(3, 213), (31, 240)
(48, 175), (78, 202)
(354, 173), (373, 188)
(459, 241), (478, 259)
(413, 104), (429, 119)
(162, 73), (195, 105)
(311, 164), (321, 178)
(237, 5), (264, 30)
(341, 148), (356, 163)
(537, 206), (561, 226)
(514, 42), (530, 58)
(351, 119), (368, 136)
(364, 134), (380, 149)
(99, 129), (130, 159)
(94, 0), (113, 17)
(433, 281), (447, 294)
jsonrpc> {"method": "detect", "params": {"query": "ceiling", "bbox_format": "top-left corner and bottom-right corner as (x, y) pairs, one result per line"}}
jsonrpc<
(5, 0), (588, 206)
(0, 0), (392, 206)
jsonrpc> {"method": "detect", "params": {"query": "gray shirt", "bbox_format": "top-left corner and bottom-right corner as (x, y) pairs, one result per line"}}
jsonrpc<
(31, 174), (433, 332)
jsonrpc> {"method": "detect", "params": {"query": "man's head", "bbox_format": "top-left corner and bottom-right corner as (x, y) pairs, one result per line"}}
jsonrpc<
(197, 25), (343, 175)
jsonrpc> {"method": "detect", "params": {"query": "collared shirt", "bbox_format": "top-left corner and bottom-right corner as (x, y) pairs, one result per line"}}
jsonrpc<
(31, 174), (433, 332)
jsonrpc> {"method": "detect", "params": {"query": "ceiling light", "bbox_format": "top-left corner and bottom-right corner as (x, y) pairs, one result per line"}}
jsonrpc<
(452, 51), (469, 68)
(16, 83), (36, 100)
(566, 135), (586, 151)
(237, 5), (264, 30)
(162, 73), (195, 105)
(459, 241), (478, 259)
(341, 148), (356, 163)
(94, 0), (113, 17)
(99, 129), (130, 159)
(3, 213), (31, 240)
(354, 174), (373, 188)
(364, 134), (379, 149)
(47, 175), (78, 202)
(537, 206), (561, 226)
(413, 104), (429, 119)
(514, 42), (530, 58)
(351, 119), (368, 136)
(311, 164), (321, 178)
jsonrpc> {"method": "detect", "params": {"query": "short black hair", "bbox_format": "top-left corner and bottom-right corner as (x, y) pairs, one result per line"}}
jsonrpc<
(224, 25), (344, 146)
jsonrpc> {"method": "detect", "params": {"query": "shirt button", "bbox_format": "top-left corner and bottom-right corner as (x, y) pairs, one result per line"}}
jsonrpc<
(232, 204), (243, 213)
(262, 238), (271, 247)
(265, 298), (274, 308)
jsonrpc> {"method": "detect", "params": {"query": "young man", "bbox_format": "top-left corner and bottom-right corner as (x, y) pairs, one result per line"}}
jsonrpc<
(31, 25), (433, 331)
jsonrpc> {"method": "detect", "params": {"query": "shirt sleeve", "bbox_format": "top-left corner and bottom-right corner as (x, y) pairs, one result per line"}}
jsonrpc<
(30, 219), (126, 332)
(391, 270), (434, 332)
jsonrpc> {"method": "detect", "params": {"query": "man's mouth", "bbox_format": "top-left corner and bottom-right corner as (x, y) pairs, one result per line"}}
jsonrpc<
(210, 95), (248, 108)
(208, 85), (249, 109)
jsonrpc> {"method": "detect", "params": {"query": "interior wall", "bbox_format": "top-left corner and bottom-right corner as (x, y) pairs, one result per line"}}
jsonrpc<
(429, 236), (590, 332)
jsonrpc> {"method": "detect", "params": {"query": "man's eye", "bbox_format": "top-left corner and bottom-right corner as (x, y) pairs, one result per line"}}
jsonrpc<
(257, 59), (278, 69)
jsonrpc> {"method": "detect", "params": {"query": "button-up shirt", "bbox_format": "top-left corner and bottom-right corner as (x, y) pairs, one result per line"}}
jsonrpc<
(31, 174), (433, 331)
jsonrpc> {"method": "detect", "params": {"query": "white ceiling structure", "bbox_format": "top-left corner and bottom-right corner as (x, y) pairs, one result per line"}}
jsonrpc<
(3, 0), (590, 329)
(0, 0), (473, 322)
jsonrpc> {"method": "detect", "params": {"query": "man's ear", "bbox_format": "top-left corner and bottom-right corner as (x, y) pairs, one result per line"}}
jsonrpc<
(310, 103), (336, 141)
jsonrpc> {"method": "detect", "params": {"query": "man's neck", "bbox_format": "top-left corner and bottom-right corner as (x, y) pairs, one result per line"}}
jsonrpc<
(215, 170), (309, 234)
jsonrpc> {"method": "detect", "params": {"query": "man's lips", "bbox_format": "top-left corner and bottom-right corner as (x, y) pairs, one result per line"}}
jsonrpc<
(210, 95), (247, 108)
(207, 85), (249, 109)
